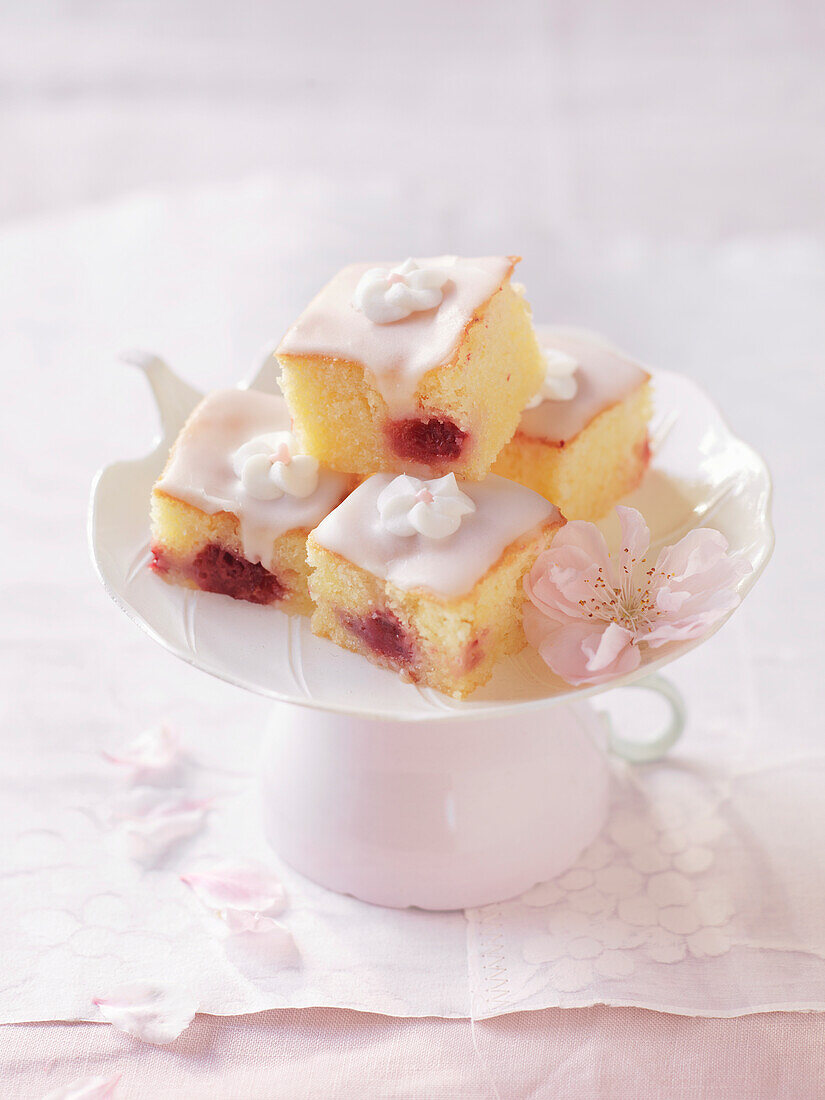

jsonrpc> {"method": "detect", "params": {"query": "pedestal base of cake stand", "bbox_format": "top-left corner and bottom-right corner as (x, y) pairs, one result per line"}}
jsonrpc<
(259, 678), (681, 911)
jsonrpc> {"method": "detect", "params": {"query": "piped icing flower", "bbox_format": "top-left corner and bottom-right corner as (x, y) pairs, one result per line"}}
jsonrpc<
(232, 431), (319, 501)
(525, 347), (579, 408)
(524, 505), (750, 686)
(377, 473), (476, 539)
(353, 258), (450, 323)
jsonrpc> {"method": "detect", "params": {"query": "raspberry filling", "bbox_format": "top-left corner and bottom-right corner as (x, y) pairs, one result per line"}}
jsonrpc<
(150, 546), (170, 574)
(462, 636), (485, 673)
(190, 544), (285, 604)
(152, 543), (285, 605)
(341, 608), (416, 667)
(387, 417), (467, 463)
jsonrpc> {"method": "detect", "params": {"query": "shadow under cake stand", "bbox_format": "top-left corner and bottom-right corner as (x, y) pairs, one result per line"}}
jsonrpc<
(89, 350), (773, 910)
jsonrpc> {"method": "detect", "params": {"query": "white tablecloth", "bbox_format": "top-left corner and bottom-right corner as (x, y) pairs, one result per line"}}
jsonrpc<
(3, 169), (824, 1097)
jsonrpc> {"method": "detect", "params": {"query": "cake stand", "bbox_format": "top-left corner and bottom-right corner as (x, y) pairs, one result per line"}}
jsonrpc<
(89, 348), (773, 910)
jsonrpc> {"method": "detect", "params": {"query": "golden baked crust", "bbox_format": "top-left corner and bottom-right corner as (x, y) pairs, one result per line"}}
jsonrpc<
(306, 512), (564, 699)
(279, 275), (545, 480)
(150, 490), (315, 615)
(493, 383), (653, 519)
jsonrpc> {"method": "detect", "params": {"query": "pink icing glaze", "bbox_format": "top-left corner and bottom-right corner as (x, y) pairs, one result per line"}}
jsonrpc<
(518, 327), (650, 444)
(156, 389), (351, 570)
(312, 473), (560, 599)
(276, 256), (515, 414)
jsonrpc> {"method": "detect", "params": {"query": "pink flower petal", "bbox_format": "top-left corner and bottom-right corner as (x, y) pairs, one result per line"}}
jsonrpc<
(110, 788), (211, 863)
(222, 912), (297, 964)
(224, 921), (299, 969)
(653, 526), (729, 581)
(108, 785), (209, 821)
(93, 981), (197, 1045)
(181, 861), (286, 916)
(654, 586), (691, 613)
(43, 1075), (120, 1100)
(102, 723), (180, 775)
(525, 569), (576, 624)
(224, 910), (281, 933)
(641, 528), (750, 647)
(551, 520), (615, 580)
(642, 594), (741, 648)
(533, 619), (641, 686)
(525, 562), (581, 624)
(582, 621), (637, 673)
(526, 539), (615, 625)
(651, 530), (747, 604)
(121, 810), (208, 863)
(615, 505), (650, 578)
(523, 601), (558, 651)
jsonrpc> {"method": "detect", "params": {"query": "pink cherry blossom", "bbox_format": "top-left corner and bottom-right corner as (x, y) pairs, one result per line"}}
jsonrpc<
(524, 506), (750, 686)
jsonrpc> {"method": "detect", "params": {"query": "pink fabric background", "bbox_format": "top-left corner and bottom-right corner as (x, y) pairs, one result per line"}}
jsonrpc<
(5, 1009), (823, 1099)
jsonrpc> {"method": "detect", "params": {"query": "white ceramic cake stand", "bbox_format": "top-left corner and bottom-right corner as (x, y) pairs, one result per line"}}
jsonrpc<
(89, 348), (773, 910)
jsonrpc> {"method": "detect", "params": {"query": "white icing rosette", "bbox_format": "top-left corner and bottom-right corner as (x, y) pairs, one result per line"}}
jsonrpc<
(377, 473), (476, 540)
(232, 431), (319, 501)
(525, 347), (579, 408)
(354, 258), (450, 323)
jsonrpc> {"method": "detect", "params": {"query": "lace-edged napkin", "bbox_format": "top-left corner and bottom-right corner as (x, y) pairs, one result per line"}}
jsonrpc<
(470, 750), (825, 1017)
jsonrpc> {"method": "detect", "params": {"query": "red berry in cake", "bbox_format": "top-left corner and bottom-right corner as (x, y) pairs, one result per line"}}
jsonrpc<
(387, 418), (467, 463)
(190, 544), (285, 605)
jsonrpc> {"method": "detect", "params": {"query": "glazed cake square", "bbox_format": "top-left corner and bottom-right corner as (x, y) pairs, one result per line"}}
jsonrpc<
(150, 388), (352, 613)
(492, 327), (653, 519)
(306, 472), (564, 698)
(277, 256), (545, 480)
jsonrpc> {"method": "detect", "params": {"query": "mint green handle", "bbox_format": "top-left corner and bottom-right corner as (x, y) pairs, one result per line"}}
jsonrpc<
(605, 673), (686, 764)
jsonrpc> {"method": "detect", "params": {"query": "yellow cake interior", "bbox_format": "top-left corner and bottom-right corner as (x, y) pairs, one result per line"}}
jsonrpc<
(492, 383), (653, 520)
(279, 280), (545, 480)
(306, 517), (561, 699)
(150, 489), (315, 614)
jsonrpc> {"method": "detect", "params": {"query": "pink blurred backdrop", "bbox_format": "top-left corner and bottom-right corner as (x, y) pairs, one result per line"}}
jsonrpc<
(2, 1), (823, 241)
